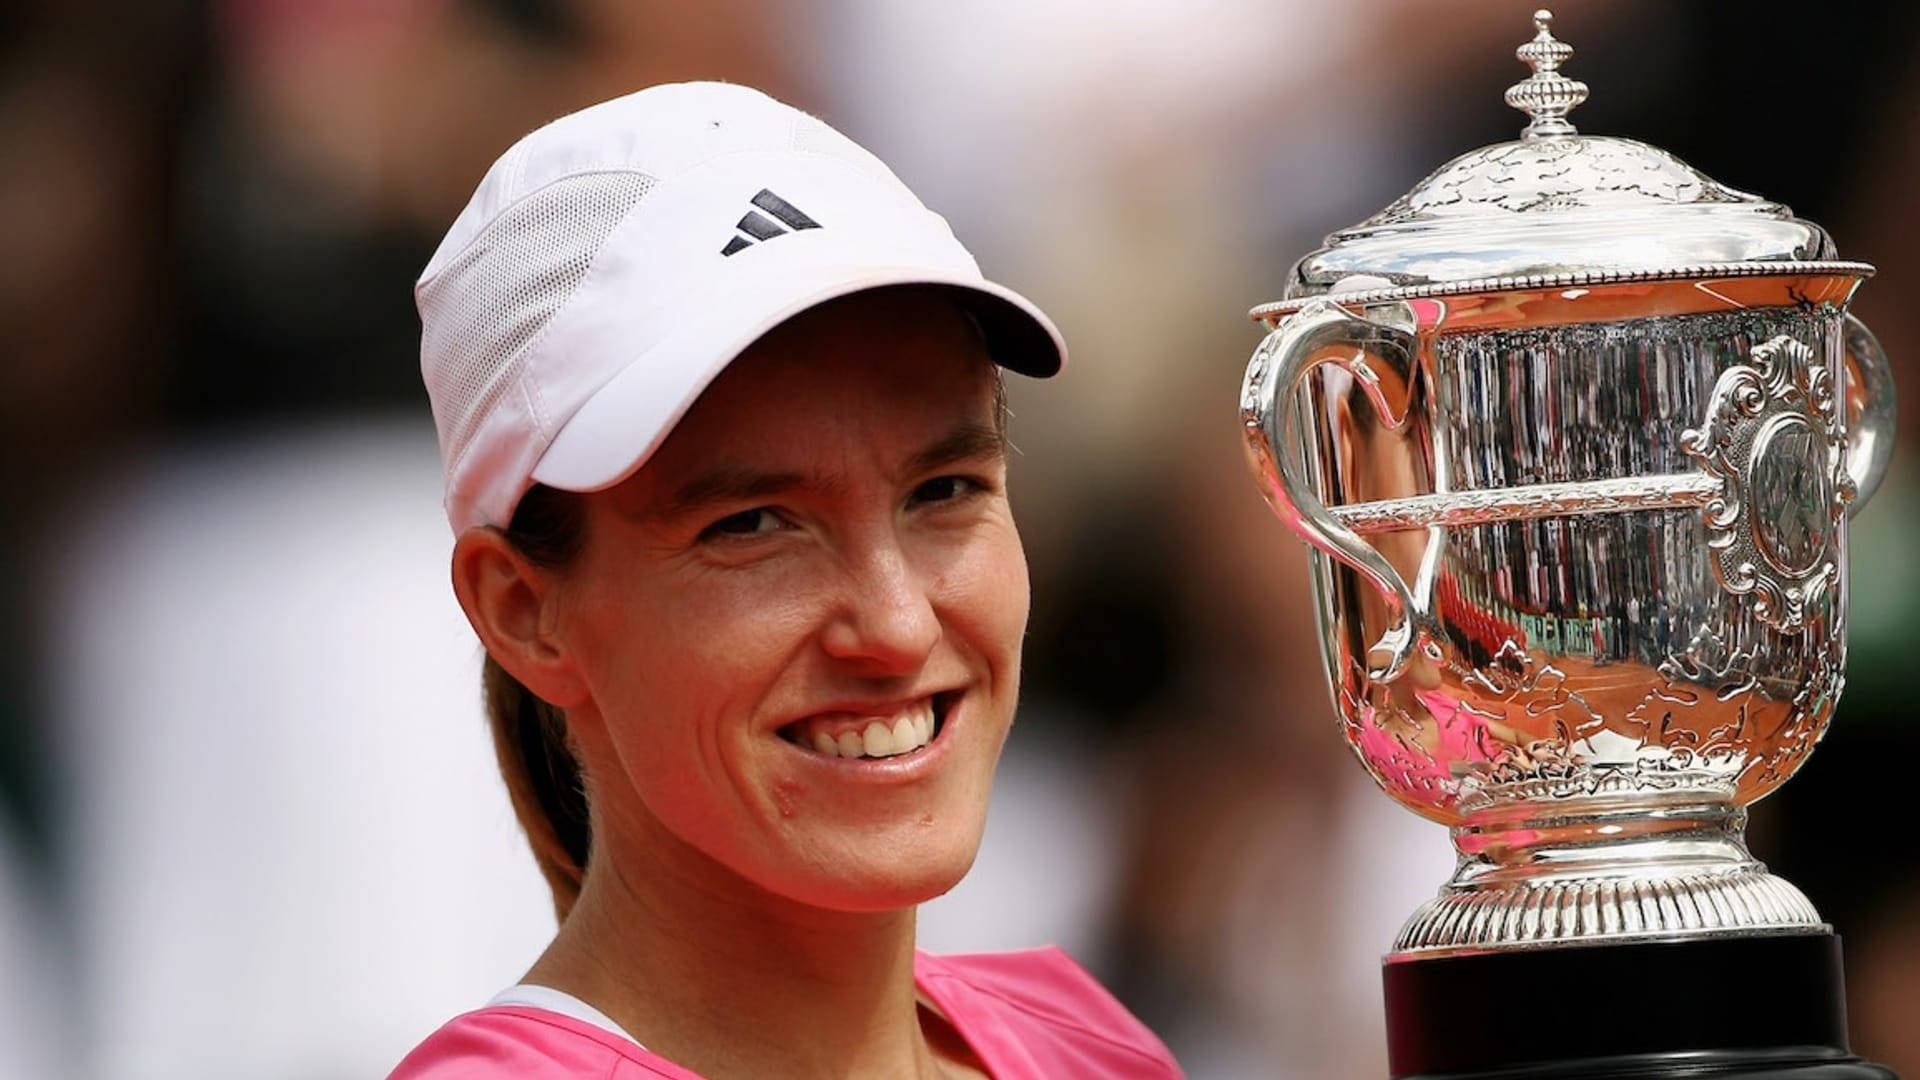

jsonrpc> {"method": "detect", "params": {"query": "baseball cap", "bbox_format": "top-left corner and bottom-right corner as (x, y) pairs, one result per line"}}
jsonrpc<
(417, 81), (1066, 533)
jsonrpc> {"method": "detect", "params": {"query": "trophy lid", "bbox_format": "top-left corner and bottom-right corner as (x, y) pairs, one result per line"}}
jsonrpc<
(1259, 10), (1870, 317)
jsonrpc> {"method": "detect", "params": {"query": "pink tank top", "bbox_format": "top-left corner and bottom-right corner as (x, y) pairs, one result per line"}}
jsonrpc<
(388, 947), (1183, 1078)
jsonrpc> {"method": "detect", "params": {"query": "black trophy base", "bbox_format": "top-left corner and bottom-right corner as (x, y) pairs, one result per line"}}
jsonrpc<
(1382, 932), (1899, 1079)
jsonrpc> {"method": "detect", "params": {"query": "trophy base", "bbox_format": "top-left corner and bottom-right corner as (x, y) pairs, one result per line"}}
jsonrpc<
(1383, 932), (1899, 1079)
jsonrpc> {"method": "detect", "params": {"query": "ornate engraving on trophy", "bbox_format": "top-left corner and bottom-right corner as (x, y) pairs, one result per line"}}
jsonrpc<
(1682, 334), (1855, 634)
(1365, 137), (1747, 225)
(1336, 677), (1452, 809)
(1754, 637), (1844, 796)
(1451, 639), (1593, 810)
(1625, 625), (1757, 784)
(1329, 474), (1721, 535)
(1753, 420), (1832, 574)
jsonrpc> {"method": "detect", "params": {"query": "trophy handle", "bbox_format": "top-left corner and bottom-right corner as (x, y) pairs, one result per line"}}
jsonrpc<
(1240, 298), (1443, 682)
(1842, 313), (1896, 515)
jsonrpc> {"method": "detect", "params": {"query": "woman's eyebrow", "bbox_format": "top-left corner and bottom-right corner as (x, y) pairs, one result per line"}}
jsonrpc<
(653, 421), (1003, 519)
(903, 420), (1005, 477)
(657, 468), (809, 519)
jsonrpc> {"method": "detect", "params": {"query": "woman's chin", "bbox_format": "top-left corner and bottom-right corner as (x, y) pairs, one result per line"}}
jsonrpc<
(780, 844), (981, 914)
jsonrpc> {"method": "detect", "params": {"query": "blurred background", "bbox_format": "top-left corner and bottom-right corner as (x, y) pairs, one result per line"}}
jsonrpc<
(4, 1), (1919, 1077)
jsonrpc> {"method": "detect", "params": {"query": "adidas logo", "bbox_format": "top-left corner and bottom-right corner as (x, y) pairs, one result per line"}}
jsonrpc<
(721, 189), (821, 256)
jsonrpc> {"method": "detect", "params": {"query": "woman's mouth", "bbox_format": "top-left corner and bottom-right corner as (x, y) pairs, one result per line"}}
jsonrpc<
(778, 694), (950, 760)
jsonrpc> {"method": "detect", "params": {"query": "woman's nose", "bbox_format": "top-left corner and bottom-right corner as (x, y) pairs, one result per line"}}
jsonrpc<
(819, 544), (941, 674)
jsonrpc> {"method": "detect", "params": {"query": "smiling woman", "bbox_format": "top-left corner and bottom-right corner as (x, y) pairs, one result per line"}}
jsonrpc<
(517, 294), (1026, 919)
(388, 83), (1184, 1079)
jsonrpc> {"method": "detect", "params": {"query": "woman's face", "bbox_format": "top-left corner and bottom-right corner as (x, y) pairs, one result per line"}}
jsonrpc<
(553, 291), (1029, 912)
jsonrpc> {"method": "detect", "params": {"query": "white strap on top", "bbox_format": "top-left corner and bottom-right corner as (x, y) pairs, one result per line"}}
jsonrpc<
(487, 983), (648, 1051)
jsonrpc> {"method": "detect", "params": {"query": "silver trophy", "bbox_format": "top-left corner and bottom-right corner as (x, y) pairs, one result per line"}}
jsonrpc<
(1240, 11), (1897, 1078)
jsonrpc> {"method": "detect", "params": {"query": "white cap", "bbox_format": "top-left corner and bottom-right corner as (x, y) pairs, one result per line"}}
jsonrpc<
(417, 81), (1066, 533)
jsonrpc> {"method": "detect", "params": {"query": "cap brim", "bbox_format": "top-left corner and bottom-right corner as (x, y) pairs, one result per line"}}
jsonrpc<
(530, 259), (1065, 494)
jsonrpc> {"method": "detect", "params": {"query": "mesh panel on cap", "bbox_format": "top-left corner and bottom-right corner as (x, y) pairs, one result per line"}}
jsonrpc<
(419, 170), (656, 479)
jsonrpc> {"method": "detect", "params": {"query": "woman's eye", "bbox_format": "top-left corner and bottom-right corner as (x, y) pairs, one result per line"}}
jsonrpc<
(910, 476), (976, 505)
(700, 507), (784, 540)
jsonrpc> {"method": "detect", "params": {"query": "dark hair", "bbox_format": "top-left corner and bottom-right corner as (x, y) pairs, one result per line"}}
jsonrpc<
(485, 483), (592, 920)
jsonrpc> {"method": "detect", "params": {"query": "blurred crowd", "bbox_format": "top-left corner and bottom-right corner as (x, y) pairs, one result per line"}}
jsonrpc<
(4, 1), (1919, 1077)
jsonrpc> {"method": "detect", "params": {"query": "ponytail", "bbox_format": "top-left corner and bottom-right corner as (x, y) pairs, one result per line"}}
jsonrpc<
(483, 484), (591, 920)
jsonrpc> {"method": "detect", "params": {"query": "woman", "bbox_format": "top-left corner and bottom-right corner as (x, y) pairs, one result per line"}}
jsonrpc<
(390, 82), (1183, 1078)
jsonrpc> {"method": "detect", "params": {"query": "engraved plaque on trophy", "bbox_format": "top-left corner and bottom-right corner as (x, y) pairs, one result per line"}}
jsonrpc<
(1239, 12), (1900, 1079)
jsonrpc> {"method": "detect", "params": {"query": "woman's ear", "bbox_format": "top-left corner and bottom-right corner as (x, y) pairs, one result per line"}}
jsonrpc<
(450, 528), (590, 708)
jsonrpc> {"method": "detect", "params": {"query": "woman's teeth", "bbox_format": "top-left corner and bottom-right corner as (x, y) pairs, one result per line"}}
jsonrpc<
(791, 701), (938, 759)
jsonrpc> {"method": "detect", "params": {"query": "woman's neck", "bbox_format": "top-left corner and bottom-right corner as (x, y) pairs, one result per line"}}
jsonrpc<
(523, 812), (969, 1079)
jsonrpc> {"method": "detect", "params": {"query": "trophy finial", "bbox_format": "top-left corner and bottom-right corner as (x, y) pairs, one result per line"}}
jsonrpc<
(1504, 8), (1588, 140)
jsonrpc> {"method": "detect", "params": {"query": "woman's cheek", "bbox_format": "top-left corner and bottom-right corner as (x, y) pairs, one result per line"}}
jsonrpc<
(944, 523), (1031, 658)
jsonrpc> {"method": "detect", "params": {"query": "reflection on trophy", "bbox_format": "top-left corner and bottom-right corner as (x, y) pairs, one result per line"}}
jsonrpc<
(1240, 11), (1900, 1079)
